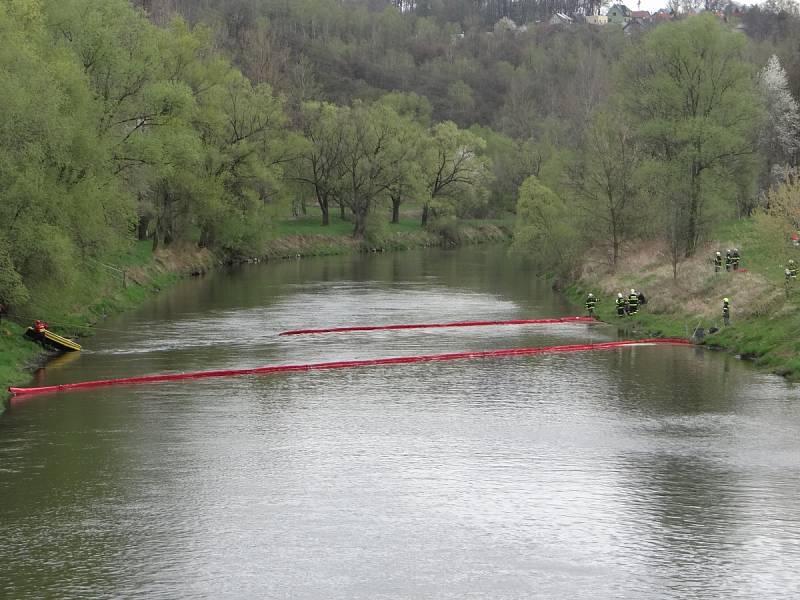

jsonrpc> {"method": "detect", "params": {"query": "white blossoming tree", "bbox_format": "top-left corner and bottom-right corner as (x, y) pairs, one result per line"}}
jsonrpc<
(758, 55), (800, 186)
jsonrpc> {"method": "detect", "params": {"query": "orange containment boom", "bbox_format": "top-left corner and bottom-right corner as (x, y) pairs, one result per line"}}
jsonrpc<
(280, 316), (597, 336)
(8, 338), (691, 397)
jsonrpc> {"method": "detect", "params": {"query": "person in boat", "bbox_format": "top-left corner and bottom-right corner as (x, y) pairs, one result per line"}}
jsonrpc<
(616, 292), (627, 317)
(714, 251), (722, 273)
(585, 293), (597, 317)
(627, 289), (639, 315)
(722, 298), (731, 326)
(732, 248), (741, 271)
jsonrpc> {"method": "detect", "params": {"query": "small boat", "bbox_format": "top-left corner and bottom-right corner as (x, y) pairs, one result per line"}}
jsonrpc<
(24, 320), (81, 352)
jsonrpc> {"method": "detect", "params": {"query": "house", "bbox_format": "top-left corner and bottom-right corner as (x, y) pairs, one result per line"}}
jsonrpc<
(607, 4), (631, 25)
(652, 9), (672, 22)
(549, 12), (574, 26)
(585, 14), (608, 25)
(630, 10), (651, 21)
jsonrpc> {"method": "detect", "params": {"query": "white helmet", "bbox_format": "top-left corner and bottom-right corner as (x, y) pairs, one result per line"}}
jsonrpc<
(716, 251), (721, 256)
(630, 288), (636, 294)
(618, 292), (623, 298)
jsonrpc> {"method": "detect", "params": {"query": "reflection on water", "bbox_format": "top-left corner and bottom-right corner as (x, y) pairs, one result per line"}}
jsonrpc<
(2, 246), (800, 599)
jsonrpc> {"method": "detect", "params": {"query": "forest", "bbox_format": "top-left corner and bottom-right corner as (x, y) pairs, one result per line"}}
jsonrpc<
(2, 0), (800, 311)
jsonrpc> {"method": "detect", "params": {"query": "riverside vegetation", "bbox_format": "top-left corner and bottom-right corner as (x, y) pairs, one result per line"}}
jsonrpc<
(3, 0), (800, 408)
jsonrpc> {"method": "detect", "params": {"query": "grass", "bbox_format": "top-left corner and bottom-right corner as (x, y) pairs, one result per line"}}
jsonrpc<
(0, 321), (44, 405)
(574, 217), (800, 379)
(272, 214), (430, 237)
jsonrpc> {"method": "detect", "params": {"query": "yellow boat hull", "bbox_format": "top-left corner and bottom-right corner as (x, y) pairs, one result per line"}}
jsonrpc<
(25, 328), (82, 352)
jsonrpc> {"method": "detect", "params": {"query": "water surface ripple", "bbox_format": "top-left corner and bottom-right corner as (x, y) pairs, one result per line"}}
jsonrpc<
(2, 247), (799, 599)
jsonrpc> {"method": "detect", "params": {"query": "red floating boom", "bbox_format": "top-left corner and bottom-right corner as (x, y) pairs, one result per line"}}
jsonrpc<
(9, 338), (691, 397)
(280, 315), (597, 336)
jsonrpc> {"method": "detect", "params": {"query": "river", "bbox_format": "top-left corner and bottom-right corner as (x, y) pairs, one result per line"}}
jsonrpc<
(2, 246), (799, 598)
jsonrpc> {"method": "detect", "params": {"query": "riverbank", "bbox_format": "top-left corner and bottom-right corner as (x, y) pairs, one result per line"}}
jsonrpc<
(1, 218), (512, 415)
(570, 219), (800, 379)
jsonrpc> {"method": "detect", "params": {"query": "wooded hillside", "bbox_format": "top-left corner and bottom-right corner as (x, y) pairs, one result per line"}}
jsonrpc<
(2, 0), (800, 313)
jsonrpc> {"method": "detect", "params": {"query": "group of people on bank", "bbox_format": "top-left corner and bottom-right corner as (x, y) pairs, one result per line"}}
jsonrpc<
(583, 289), (646, 318)
(713, 248), (741, 273)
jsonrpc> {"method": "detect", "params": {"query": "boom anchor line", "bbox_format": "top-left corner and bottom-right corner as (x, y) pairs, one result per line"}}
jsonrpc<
(279, 316), (597, 336)
(9, 338), (692, 397)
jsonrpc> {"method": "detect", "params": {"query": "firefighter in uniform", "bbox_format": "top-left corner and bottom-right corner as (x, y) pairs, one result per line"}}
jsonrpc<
(616, 292), (626, 317)
(627, 289), (639, 315)
(722, 298), (731, 326)
(732, 248), (741, 271)
(789, 259), (798, 279)
(714, 251), (722, 273)
(585, 293), (597, 317)
(725, 250), (733, 272)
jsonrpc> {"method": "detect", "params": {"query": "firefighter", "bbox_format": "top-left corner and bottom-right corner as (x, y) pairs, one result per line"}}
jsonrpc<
(725, 249), (732, 272)
(789, 259), (798, 279)
(616, 292), (627, 317)
(713, 251), (722, 273)
(627, 288), (639, 315)
(732, 248), (741, 271)
(722, 298), (731, 326)
(585, 293), (597, 317)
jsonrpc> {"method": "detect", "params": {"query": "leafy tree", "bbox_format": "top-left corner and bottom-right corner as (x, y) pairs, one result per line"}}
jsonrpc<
(0, 1), (133, 301)
(293, 101), (347, 225)
(623, 15), (760, 256)
(333, 101), (419, 237)
(420, 122), (490, 226)
(511, 176), (579, 275)
(567, 111), (642, 266)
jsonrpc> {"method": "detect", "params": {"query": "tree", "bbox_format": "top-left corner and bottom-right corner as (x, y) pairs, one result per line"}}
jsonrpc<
(420, 122), (490, 226)
(293, 102), (347, 226)
(333, 102), (419, 237)
(623, 15), (760, 256)
(568, 111), (642, 266)
(511, 176), (580, 275)
(758, 55), (800, 187)
(0, 1), (134, 300)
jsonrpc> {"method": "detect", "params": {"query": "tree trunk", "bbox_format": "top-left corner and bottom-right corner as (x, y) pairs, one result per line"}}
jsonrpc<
(317, 192), (329, 226)
(152, 222), (160, 252)
(391, 197), (400, 224)
(352, 209), (367, 238)
(339, 201), (346, 220)
(685, 163), (701, 257)
(137, 215), (151, 241)
(421, 203), (429, 227)
(199, 226), (213, 248)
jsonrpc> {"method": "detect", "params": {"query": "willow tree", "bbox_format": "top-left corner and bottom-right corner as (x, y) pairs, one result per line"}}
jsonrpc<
(512, 176), (580, 275)
(420, 122), (490, 227)
(333, 101), (419, 237)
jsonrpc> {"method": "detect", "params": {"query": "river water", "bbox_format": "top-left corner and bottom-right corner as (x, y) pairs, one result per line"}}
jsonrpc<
(1, 246), (799, 599)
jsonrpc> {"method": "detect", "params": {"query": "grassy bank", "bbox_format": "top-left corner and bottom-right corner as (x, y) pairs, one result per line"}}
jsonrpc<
(0, 243), (215, 415)
(1, 217), (512, 415)
(571, 218), (800, 379)
(263, 215), (512, 258)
